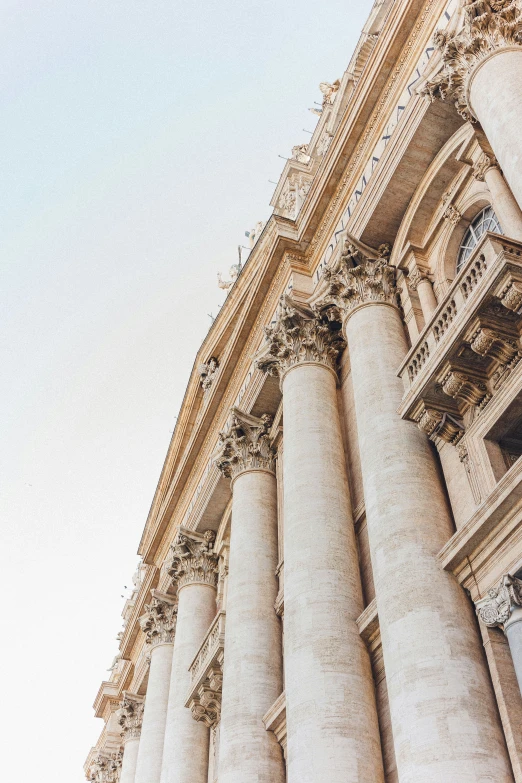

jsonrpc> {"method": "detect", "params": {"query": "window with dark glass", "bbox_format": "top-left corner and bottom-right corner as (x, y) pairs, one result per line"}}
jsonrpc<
(457, 206), (502, 272)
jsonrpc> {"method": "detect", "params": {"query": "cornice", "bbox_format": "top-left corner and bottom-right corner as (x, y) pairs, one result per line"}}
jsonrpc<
(136, 0), (458, 570)
(139, 218), (303, 564)
(93, 659), (132, 719)
(299, 0), (451, 260)
(119, 563), (158, 661)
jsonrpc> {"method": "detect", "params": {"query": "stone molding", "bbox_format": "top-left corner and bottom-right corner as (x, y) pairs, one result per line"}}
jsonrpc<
(256, 294), (345, 380)
(139, 590), (177, 648)
(313, 232), (397, 325)
(214, 407), (275, 481)
(88, 752), (122, 783)
(118, 692), (145, 743)
(424, 0), (522, 121)
(476, 574), (522, 629)
(262, 692), (287, 760)
(186, 610), (226, 728)
(168, 527), (219, 591)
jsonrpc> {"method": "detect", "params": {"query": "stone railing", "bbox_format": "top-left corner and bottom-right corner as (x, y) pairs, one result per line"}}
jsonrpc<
(398, 233), (522, 441)
(185, 611), (226, 728)
(188, 610), (226, 687)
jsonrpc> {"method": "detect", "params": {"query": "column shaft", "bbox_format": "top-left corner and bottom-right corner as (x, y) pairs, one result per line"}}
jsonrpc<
(469, 49), (522, 211)
(282, 362), (384, 783)
(345, 301), (513, 782)
(417, 277), (437, 319)
(160, 583), (216, 783)
(218, 468), (285, 783)
(505, 608), (522, 695)
(120, 738), (140, 783)
(484, 165), (522, 241)
(134, 643), (174, 783)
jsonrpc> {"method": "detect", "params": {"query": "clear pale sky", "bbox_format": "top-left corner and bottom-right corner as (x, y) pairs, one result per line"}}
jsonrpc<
(1, 1), (371, 780)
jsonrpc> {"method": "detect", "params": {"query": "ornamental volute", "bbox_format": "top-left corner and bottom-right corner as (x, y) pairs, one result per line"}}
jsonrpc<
(476, 574), (522, 630)
(168, 527), (219, 591)
(138, 589), (177, 647)
(313, 232), (396, 327)
(214, 407), (276, 482)
(256, 294), (345, 381)
(424, 0), (522, 122)
(118, 691), (145, 743)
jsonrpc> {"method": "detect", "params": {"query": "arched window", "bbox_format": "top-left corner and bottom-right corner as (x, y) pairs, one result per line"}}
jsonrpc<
(457, 206), (502, 272)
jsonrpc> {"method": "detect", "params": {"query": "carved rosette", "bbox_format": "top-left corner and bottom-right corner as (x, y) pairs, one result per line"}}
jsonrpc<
(139, 590), (177, 647)
(476, 574), (522, 629)
(424, 1), (522, 121)
(88, 752), (122, 783)
(118, 692), (145, 743)
(214, 408), (276, 481)
(313, 233), (397, 325)
(168, 528), (219, 591)
(256, 295), (345, 380)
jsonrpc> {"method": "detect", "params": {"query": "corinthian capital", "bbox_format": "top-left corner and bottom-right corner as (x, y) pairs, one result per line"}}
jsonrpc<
(476, 574), (522, 628)
(139, 590), (177, 647)
(256, 294), (345, 379)
(424, 1), (522, 121)
(88, 752), (122, 783)
(168, 528), (219, 591)
(214, 408), (275, 481)
(314, 233), (396, 323)
(118, 692), (145, 743)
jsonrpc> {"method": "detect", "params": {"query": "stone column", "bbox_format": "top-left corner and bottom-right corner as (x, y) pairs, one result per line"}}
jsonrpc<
(134, 591), (176, 783)
(477, 574), (522, 695)
(214, 408), (285, 783)
(427, 3), (522, 210)
(316, 233), (513, 783)
(408, 265), (437, 320)
(118, 693), (145, 783)
(472, 152), (522, 241)
(258, 297), (385, 783)
(160, 529), (218, 783)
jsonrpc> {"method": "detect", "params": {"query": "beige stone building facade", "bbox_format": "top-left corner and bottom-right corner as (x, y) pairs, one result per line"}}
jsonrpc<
(85, 1), (522, 781)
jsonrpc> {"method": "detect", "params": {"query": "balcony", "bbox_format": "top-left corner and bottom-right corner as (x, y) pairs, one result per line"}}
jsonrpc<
(398, 233), (522, 442)
(185, 610), (226, 728)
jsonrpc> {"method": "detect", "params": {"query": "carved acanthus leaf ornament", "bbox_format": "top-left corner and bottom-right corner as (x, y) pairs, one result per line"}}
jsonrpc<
(139, 591), (177, 647)
(256, 295), (345, 380)
(424, 0), (522, 121)
(313, 233), (396, 324)
(168, 529), (219, 590)
(215, 408), (275, 480)
(88, 752), (122, 783)
(476, 574), (522, 628)
(118, 692), (145, 742)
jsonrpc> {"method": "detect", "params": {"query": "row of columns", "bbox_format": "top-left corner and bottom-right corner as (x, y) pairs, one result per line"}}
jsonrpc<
(115, 267), (518, 783)
(111, 12), (522, 781)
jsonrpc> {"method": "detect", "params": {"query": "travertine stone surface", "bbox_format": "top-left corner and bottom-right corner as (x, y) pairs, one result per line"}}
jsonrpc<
(134, 642), (174, 783)
(344, 299), (513, 783)
(218, 466), (285, 783)
(482, 163), (522, 241)
(120, 738), (140, 783)
(160, 530), (218, 783)
(281, 359), (384, 783)
(469, 49), (522, 212)
(437, 441), (477, 529)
